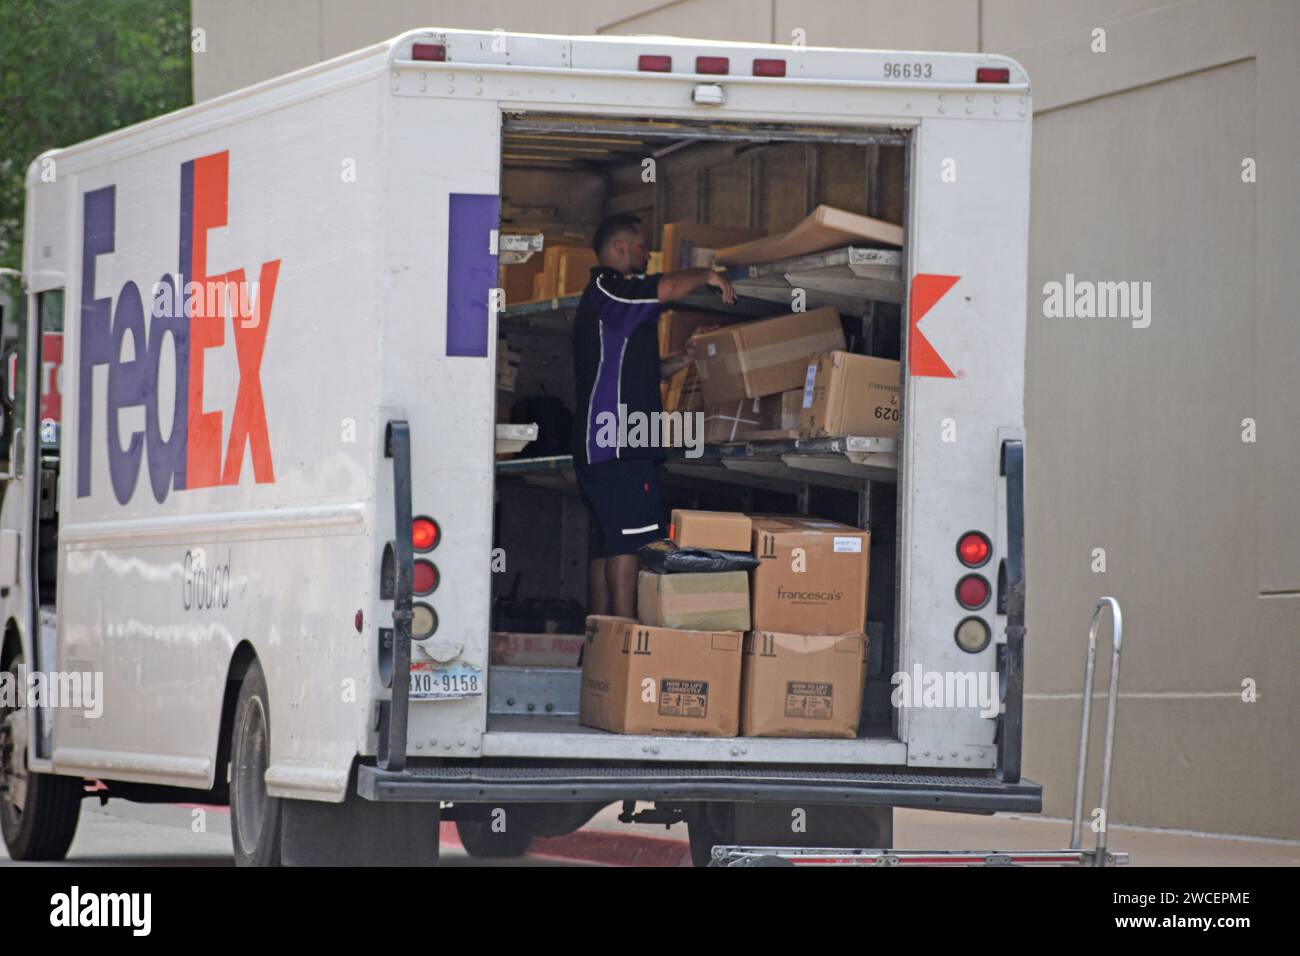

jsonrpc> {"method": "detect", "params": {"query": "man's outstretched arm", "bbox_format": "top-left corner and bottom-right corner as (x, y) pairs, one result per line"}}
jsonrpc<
(656, 267), (736, 305)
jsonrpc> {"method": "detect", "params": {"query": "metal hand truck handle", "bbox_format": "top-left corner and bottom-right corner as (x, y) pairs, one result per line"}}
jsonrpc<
(1070, 597), (1123, 864)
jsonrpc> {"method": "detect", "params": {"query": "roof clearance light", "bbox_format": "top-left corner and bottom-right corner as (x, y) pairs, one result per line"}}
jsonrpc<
(412, 43), (447, 62)
(696, 56), (729, 75)
(638, 55), (672, 72)
(412, 516), (440, 553)
(752, 58), (786, 77)
(976, 67), (1011, 83)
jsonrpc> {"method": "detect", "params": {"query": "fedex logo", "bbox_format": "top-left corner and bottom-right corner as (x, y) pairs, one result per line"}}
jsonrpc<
(79, 150), (280, 504)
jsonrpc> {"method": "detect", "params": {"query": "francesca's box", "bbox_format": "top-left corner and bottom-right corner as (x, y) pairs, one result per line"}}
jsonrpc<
(693, 307), (845, 403)
(579, 616), (743, 736)
(800, 351), (901, 439)
(670, 509), (753, 552)
(741, 631), (868, 737)
(750, 516), (870, 635)
(489, 632), (584, 667)
(637, 571), (750, 632)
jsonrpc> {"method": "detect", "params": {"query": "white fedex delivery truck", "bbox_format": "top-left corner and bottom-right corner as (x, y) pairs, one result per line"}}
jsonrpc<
(1, 28), (1043, 866)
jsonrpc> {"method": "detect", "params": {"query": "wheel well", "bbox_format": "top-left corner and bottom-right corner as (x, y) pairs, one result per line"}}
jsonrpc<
(211, 641), (258, 803)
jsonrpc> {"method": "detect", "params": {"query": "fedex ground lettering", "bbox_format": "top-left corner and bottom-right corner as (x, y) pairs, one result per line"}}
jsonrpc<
(78, 150), (280, 504)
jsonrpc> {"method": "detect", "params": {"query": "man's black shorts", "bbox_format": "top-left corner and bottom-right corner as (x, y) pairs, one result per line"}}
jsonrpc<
(576, 458), (665, 558)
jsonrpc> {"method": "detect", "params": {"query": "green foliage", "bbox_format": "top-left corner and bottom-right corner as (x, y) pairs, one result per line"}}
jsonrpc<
(0, 0), (192, 286)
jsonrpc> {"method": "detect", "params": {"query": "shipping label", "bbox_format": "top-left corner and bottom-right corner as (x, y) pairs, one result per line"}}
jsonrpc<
(785, 681), (833, 719)
(659, 679), (709, 718)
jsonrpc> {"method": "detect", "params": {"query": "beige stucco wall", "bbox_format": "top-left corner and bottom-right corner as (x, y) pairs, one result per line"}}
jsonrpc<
(191, 0), (1300, 839)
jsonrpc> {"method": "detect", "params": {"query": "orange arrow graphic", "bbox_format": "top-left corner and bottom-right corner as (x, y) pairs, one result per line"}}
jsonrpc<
(909, 273), (961, 378)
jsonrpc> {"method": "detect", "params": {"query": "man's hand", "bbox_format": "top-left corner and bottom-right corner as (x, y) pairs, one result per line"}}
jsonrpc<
(706, 272), (736, 305)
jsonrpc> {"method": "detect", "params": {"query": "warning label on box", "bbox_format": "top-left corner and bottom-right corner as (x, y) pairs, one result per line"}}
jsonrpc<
(785, 681), (833, 719)
(659, 679), (709, 718)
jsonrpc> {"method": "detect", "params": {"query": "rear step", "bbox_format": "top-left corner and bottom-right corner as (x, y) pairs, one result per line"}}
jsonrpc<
(357, 763), (1041, 813)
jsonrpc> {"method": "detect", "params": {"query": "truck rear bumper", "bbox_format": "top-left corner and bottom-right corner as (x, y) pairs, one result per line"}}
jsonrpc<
(356, 762), (1042, 813)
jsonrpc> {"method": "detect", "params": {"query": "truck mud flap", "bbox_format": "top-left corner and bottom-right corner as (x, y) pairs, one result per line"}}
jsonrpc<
(357, 763), (1042, 814)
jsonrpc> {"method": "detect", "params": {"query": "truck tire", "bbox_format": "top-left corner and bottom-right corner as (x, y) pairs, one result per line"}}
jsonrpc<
(686, 802), (736, 867)
(455, 818), (534, 858)
(229, 658), (283, 866)
(0, 650), (83, 861)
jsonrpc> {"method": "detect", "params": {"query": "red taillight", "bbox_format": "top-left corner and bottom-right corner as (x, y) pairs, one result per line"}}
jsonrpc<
(638, 55), (672, 72)
(696, 56), (729, 75)
(957, 531), (991, 568)
(752, 58), (786, 77)
(412, 516), (440, 552)
(976, 67), (1010, 83)
(956, 575), (991, 610)
(412, 43), (446, 62)
(413, 560), (439, 596)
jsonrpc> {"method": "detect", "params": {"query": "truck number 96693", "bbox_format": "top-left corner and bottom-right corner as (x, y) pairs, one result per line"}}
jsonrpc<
(884, 62), (933, 79)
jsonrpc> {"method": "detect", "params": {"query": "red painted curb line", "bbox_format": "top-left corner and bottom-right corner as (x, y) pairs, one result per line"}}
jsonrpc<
(174, 804), (691, 866)
(440, 821), (691, 867)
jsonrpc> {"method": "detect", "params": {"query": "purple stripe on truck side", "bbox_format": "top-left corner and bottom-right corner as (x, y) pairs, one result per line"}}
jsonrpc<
(446, 193), (499, 357)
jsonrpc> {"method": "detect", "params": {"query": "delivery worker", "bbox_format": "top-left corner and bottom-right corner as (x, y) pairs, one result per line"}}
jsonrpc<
(573, 213), (736, 619)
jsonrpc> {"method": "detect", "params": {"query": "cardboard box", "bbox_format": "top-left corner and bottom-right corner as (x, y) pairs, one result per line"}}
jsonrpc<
(670, 509), (753, 552)
(579, 616), (743, 736)
(662, 363), (703, 414)
(529, 243), (590, 301)
(741, 630), (868, 738)
(658, 309), (742, 357)
(637, 571), (750, 631)
(750, 516), (870, 635)
(693, 307), (845, 403)
(800, 351), (901, 439)
(701, 392), (797, 443)
(703, 399), (762, 443)
(556, 248), (599, 295)
(499, 258), (543, 308)
(743, 428), (800, 441)
(489, 632), (585, 667)
(661, 222), (764, 271)
(767, 388), (804, 431)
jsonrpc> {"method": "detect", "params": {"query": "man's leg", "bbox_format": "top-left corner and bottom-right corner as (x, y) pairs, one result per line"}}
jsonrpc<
(588, 558), (610, 615)
(606, 554), (640, 619)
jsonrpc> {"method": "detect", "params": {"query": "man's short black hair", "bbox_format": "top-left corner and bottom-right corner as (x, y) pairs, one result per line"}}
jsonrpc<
(592, 213), (643, 254)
